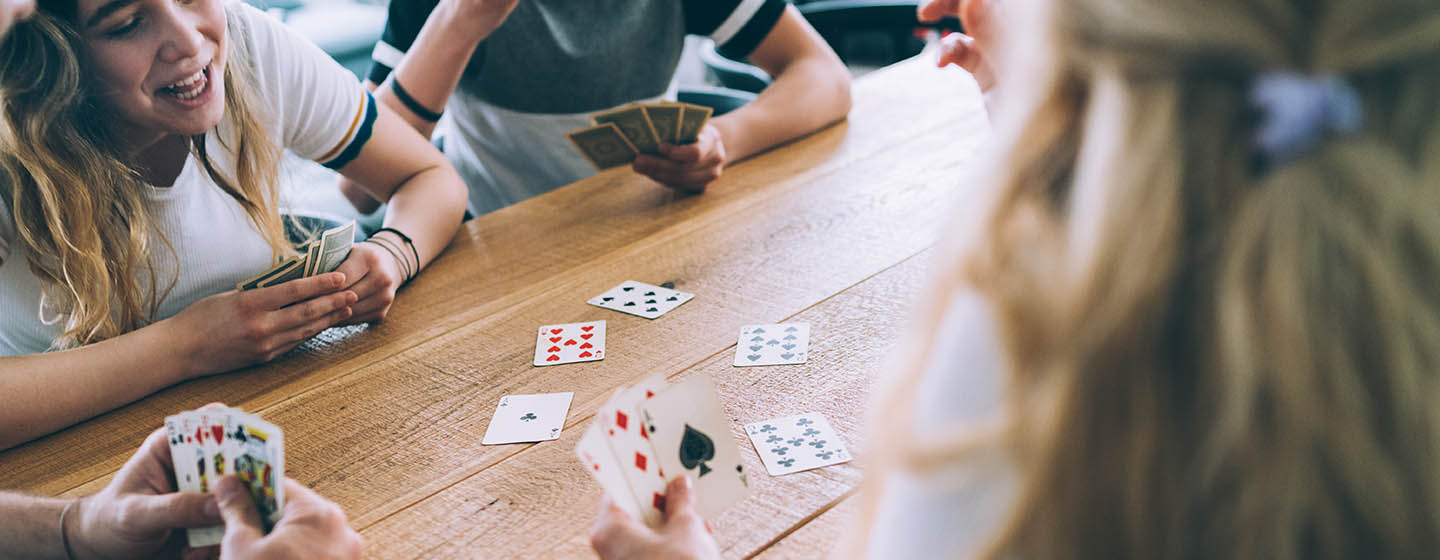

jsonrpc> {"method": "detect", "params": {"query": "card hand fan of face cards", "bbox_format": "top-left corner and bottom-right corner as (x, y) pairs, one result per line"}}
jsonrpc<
(166, 406), (286, 547)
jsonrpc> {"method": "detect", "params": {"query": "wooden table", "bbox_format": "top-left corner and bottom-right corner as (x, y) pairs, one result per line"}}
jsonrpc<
(0, 53), (988, 558)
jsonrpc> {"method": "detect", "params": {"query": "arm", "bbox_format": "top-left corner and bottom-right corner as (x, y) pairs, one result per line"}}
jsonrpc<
(0, 428), (221, 560)
(338, 0), (517, 214)
(634, 6), (852, 191)
(330, 100), (468, 324)
(0, 275), (356, 450)
(711, 6), (852, 161)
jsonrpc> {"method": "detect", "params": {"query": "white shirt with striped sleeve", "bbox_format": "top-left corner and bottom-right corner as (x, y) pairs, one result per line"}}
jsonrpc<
(0, 2), (376, 356)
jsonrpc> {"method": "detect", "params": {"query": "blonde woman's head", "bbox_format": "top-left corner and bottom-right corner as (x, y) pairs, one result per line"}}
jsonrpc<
(0, 0), (287, 348)
(862, 0), (1440, 558)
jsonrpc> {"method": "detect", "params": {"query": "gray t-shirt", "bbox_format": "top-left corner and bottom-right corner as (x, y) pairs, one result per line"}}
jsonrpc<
(369, 0), (786, 214)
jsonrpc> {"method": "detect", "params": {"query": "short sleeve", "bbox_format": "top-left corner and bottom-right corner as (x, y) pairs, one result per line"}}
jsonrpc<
(684, 0), (787, 60)
(226, 2), (376, 170)
(366, 0), (442, 85)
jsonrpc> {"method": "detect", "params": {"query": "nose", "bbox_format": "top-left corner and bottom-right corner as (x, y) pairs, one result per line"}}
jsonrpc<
(156, 4), (207, 65)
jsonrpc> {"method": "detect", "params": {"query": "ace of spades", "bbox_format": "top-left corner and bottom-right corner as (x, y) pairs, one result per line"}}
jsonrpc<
(638, 375), (750, 519)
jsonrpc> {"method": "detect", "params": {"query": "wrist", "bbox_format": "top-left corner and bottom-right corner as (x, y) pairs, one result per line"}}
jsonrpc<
(150, 316), (202, 382)
(433, 0), (503, 44)
(62, 497), (95, 560)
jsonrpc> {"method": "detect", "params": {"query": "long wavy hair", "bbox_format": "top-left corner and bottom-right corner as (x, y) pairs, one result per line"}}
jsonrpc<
(855, 0), (1440, 558)
(0, 1), (290, 349)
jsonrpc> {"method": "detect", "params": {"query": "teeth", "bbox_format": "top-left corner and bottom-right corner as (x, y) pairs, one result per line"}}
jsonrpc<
(166, 70), (204, 90)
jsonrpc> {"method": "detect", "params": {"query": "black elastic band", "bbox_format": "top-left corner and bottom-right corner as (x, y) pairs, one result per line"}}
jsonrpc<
(366, 236), (412, 283)
(389, 78), (443, 123)
(373, 227), (421, 277)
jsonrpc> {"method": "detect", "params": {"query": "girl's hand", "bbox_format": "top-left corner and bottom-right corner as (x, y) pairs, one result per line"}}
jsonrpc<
(167, 273), (355, 376)
(333, 238), (407, 325)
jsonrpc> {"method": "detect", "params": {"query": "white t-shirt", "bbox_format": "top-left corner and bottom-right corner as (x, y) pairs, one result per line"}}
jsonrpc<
(0, 2), (376, 355)
(864, 291), (1016, 559)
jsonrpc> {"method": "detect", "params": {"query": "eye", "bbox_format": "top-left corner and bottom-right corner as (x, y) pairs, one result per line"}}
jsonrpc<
(105, 15), (143, 38)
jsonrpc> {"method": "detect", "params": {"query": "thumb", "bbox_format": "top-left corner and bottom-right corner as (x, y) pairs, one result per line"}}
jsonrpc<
(661, 476), (699, 524)
(216, 476), (264, 546)
(123, 491), (223, 530)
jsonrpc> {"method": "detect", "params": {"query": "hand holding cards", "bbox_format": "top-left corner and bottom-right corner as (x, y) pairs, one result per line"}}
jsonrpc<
(575, 375), (750, 526)
(164, 405), (285, 547)
(237, 220), (355, 290)
(567, 102), (714, 170)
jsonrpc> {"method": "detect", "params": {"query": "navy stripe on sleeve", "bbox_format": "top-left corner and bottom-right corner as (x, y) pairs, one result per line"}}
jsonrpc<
(716, 0), (786, 60)
(324, 92), (378, 170)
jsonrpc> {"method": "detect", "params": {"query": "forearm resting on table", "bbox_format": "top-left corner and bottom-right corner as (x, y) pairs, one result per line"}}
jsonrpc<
(712, 57), (852, 161)
(378, 165), (467, 269)
(0, 323), (189, 450)
(0, 492), (69, 559)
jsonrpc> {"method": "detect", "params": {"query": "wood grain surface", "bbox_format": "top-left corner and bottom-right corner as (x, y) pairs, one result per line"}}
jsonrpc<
(0, 52), (988, 559)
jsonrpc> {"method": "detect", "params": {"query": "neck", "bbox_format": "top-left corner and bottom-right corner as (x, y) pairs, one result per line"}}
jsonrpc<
(132, 134), (192, 187)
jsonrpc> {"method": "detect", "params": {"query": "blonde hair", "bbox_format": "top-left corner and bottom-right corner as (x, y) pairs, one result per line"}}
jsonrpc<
(0, 3), (290, 349)
(856, 0), (1440, 558)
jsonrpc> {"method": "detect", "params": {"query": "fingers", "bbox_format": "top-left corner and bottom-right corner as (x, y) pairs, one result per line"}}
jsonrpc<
(660, 476), (700, 525)
(589, 497), (649, 559)
(216, 476), (264, 549)
(273, 305), (354, 350)
(657, 142), (702, 162)
(633, 155), (722, 192)
(123, 491), (223, 531)
(248, 272), (347, 311)
(917, 0), (962, 22)
(270, 289), (357, 333)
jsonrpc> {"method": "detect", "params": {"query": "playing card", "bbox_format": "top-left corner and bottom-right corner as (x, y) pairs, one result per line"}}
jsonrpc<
(733, 323), (811, 367)
(598, 375), (670, 527)
(587, 281), (694, 320)
(638, 375), (750, 519)
(744, 413), (853, 476)
(533, 320), (606, 366)
(229, 412), (286, 528)
(643, 104), (682, 145)
(576, 423), (644, 520)
(567, 123), (638, 170)
(593, 105), (661, 155)
(313, 220), (355, 275)
(166, 412), (224, 547)
(482, 392), (575, 445)
(676, 103), (713, 143)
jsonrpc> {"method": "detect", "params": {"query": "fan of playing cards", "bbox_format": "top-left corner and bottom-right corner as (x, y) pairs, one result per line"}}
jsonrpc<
(237, 220), (355, 290)
(165, 406), (285, 548)
(566, 102), (714, 170)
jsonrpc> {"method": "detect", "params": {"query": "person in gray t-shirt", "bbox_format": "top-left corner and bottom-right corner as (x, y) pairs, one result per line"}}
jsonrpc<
(341, 0), (852, 217)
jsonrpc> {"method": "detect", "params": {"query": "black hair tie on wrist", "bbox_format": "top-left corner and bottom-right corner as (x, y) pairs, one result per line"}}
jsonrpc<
(389, 78), (444, 123)
(372, 227), (421, 280)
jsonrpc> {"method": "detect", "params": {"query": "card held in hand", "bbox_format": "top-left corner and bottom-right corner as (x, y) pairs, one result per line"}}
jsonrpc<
(643, 103), (683, 145)
(676, 103), (713, 144)
(638, 375), (750, 520)
(593, 105), (662, 155)
(567, 123), (639, 170)
(533, 320), (606, 366)
(745, 413), (853, 476)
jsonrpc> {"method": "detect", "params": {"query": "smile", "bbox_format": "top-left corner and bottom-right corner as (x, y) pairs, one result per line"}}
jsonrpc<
(159, 66), (212, 103)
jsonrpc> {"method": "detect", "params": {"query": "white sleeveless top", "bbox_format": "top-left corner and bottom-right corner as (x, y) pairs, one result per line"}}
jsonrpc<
(863, 290), (1017, 558)
(0, 2), (375, 355)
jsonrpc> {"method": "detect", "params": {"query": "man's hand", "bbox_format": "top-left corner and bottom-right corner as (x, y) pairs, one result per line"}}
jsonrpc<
(66, 428), (223, 560)
(218, 476), (363, 560)
(590, 476), (722, 560)
(633, 125), (728, 193)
